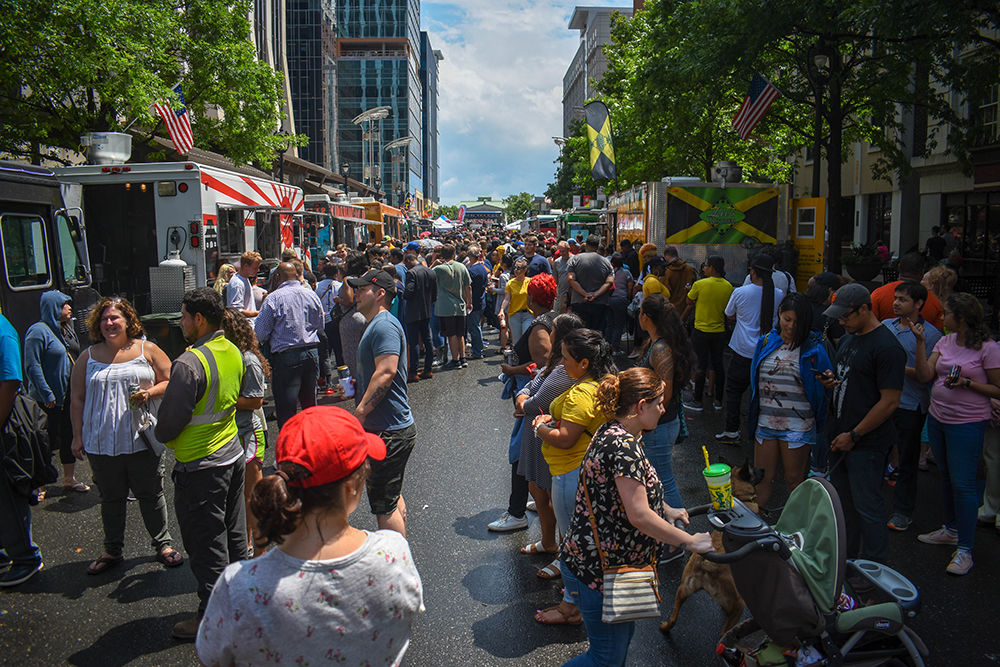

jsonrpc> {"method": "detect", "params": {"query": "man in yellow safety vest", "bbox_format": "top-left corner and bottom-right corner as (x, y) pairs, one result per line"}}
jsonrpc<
(155, 287), (246, 641)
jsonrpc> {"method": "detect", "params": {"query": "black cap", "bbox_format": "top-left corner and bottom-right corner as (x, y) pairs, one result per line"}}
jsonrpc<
(823, 283), (871, 319)
(812, 271), (841, 291)
(347, 269), (396, 296)
(646, 256), (667, 269)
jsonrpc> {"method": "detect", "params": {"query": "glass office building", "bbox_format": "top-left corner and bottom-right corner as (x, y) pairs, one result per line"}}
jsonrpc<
(420, 31), (442, 206)
(336, 0), (427, 206)
(287, 0), (338, 168)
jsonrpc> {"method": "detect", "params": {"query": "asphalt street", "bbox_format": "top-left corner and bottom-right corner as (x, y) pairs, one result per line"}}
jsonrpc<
(1, 327), (998, 665)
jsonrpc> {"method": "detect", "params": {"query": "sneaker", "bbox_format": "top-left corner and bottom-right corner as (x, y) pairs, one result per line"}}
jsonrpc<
(526, 500), (537, 513)
(627, 349), (642, 360)
(946, 549), (973, 575)
(460, 358), (469, 368)
(681, 400), (704, 413)
(487, 511), (529, 532)
(0, 561), (43, 587)
(884, 463), (899, 487)
(917, 525), (958, 546)
(713, 400), (724, 411)
(714, 430), (740, 442)
(172, 614), (202, 641)
(887, 513), (911, 532)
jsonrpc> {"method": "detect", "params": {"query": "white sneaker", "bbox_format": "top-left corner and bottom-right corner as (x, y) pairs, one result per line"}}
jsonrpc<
(713, 400), (724, 410)
(714, 430), (740, 441)
(526, 500), (537, 513)
(681, 400), (703, 413)
(488, 512), (528, 532)
(946, 549), (973, 575)
(917, 525), (958, 546)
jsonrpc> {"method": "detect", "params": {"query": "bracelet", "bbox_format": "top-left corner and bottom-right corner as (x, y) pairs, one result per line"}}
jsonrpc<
(966, 377), (973, 389)
(534, 423), (544, 438)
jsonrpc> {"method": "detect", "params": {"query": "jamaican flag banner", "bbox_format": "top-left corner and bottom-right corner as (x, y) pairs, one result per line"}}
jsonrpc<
(665, 185), (778, 244)
(584, 101), (616, 181)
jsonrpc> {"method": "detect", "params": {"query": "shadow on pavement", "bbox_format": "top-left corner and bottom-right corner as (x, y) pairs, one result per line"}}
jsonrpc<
(471, 600), (584, 659)
(40, 489), (100, 514)
(8, 558), (193, 602)
(452, 510), (508, 541)
(67, 612), (191, 667)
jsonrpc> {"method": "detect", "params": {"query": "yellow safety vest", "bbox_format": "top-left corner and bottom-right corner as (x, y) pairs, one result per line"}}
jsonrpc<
(167, 334), (243, 463)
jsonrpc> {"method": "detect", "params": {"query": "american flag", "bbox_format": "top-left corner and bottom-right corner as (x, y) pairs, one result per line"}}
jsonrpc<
(153, 85), (194, 155)
(732, 74), (780, 140)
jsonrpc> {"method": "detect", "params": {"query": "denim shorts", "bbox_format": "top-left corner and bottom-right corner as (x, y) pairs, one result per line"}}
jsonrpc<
(755, 425), (816, 449)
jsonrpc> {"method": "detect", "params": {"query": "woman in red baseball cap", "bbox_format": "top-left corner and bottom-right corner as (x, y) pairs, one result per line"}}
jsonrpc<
(196, 406), (424, 665)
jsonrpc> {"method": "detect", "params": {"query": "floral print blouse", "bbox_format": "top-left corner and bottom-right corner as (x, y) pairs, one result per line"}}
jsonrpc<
(561, 420), (665, 593)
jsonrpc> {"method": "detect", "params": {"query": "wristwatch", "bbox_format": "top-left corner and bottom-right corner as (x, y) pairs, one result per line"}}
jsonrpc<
(965, 377), (973, 389)
(849, 429), (861, 443)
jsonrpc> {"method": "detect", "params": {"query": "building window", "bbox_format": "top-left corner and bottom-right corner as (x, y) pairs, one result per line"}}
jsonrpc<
(867, 193), (891, 246)
(796, 207), (816, 238)
(978, 83), (1000, 147)
(1, 214), (52, 290)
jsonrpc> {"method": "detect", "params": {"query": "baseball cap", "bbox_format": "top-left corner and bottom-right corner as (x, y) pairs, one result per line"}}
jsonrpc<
(347, 269), (397, 295)
(276, 406), (386, 487)
(823, 283), (871, 319)
(812, 271), (841, 291)
(568, 238), (578, 246)
(405, 240), (421, 252)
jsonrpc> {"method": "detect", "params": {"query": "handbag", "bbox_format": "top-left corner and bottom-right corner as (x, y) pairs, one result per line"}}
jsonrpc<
(581, 478), (661, 623)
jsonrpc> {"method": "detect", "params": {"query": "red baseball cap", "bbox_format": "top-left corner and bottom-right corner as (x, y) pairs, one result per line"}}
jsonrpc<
(276, 406), (386, 487)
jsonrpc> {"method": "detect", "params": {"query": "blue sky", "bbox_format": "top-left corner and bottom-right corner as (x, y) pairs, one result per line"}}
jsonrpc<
(422, 1), (629, 205)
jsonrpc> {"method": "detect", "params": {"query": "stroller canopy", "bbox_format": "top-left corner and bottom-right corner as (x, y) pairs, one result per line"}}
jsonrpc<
(774, 477), (847, 614)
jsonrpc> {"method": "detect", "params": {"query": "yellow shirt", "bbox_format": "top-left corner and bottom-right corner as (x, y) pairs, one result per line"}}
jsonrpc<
(642, 274), (671, 300)
(543, 381), (606, 475)
(505, 277), (529, 315)
(687, 276), (734, 333)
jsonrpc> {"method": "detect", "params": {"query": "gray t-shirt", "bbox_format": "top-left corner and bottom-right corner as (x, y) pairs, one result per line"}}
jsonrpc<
(356, 311), (414, 433)
(432, 260), (471, 317)
(196, 530), (424, 667)
(567, 252), (614, 305)
(235, 351), (265, 436)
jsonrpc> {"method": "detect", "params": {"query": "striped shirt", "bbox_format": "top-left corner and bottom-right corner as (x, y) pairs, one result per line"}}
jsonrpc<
(757, 344), (814, 432)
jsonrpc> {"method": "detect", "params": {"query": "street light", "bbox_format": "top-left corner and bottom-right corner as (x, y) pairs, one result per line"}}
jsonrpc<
(384, 137), (413, 207)
(373, 176), (382, 201)
(340, 162), (351, 194)
(352, 106), (391, 189)
(553, 136), (568, 148)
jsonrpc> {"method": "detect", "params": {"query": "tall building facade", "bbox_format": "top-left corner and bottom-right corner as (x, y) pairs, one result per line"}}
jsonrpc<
(336, 0), (426, 207)
(251, 0), (298, 147)
(420, 31), (442, 206)
(562, 6), (633, 138)
(286, 0), (338, 168)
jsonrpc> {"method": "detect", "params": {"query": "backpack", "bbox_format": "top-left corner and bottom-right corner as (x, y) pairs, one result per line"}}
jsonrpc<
(1, 394), (57, 504)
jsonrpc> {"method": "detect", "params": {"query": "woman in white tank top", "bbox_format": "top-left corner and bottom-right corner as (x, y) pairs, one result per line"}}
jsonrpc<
(69, 297), (183, 575)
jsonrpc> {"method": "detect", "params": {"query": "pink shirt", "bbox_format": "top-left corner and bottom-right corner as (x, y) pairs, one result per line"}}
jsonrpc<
(929, 335), (1000, 424)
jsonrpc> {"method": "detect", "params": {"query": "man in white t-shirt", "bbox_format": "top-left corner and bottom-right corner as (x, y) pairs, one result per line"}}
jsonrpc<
(227, 251), (262, 321)
(717, 255), (783, 442)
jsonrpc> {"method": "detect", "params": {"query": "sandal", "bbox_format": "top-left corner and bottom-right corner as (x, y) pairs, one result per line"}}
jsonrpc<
(521, 541), (558, 555)
(537, 559), (562, 580)
(87, 554), (123, 575)
(63, 480), (90, 493)
(156, 547), (184, 568)
(535, 604), (582, 625)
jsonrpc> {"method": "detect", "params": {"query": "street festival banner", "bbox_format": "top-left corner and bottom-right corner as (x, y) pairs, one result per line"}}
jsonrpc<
(665, 185), (778, 245)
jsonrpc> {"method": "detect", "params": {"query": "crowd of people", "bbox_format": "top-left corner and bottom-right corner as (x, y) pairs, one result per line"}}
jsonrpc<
(0, 226), (998, 665)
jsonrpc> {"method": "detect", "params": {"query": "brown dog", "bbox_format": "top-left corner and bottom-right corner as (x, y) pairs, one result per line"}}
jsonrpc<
(660, 462), (763, 636)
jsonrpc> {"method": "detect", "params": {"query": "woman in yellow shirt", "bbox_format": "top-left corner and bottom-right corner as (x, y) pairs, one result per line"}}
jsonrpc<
(501, 258), (532, 344)
(642, 256), (671, 300)
(532, 328), (617, 625)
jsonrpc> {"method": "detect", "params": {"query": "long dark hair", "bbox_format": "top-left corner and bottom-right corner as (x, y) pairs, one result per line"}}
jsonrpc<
(777, 293), (813, 350)
(222, 307), (271, 379)
(640, 294), (695, 387)
(543, 313), (584, 377)
(344, 250), (370, 278)
(562, 328), (617, 381)
(758, 268), (777, 336)
(250, 461), (368, 547)
(947, 292), (990, 350)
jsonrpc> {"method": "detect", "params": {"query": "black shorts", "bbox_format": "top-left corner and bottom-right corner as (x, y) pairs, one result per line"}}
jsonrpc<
(439, 314), (466, 337)
(366, 423), (417, 515)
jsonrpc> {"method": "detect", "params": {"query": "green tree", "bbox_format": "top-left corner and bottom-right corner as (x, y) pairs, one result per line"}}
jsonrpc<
(0, 0), (301, 166)
(438, 204), (459, 220)
(503, 192), (535, 221)
(545, 120), (596, 209)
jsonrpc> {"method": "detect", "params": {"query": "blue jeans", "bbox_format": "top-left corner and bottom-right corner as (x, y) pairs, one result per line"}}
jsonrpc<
(561, 563), (635, 667)
(0, 477), (41, 568)
(552, 466), (581, 605)
(643, 419), (683, 509)
(830, 448), (888, 562)
(271, 346), (319, 429)
(605, 299), (628, 350)
(429, 314), (445, 349)
(508, 310), (533, 344)
(926, 415), (988, 552)
(466, 308), (484, 356)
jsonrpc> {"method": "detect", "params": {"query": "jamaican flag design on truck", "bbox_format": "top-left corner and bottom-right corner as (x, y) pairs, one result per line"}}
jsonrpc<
(666, 185), (778, 245)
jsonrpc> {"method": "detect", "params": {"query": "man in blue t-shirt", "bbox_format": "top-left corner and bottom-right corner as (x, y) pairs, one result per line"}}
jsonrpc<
(522, 235), (551, 277)
(0, 313), (44, 587)
(349, 269), (417, 537)
(465, 244), (490, 359)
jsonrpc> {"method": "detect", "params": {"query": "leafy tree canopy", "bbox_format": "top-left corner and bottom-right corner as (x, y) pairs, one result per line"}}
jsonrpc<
(0, 0), (302, 165)
(503, 192), (536, 221)
(438, 204), (459, 220)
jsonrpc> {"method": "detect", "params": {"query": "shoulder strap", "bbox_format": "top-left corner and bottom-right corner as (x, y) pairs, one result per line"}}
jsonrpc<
(582, 477), (609, 572)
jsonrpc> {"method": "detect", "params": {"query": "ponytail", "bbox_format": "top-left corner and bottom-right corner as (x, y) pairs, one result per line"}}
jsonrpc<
(759, 270), (776, 335)
(596, 368), (665, 419)
(562, 328), (618, 380)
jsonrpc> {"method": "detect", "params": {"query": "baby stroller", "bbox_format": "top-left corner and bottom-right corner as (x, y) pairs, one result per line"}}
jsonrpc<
(699, 477), (929, 666)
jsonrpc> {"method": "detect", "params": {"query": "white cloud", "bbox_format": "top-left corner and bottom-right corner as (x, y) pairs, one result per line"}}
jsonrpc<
(422, 1), (628, 203)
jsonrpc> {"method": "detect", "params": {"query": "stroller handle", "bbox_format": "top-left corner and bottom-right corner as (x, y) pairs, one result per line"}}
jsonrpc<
(700, 536), (786, 564)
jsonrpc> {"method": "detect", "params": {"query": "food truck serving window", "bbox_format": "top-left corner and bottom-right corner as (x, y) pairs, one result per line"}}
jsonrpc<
(55, 211), (89, 285)
(0, 214), (52, 290)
